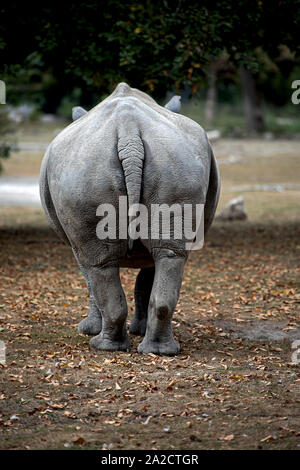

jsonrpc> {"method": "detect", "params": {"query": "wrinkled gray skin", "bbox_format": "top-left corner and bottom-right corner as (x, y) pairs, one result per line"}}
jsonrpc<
(40, 83), (220, 355)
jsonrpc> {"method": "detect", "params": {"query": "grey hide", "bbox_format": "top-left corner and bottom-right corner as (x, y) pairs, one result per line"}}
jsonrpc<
(39, 82), (220, 355)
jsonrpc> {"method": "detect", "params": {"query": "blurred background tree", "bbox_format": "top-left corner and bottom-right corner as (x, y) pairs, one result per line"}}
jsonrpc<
(0, 0), (299, 134)
(0, 109), (14, 171)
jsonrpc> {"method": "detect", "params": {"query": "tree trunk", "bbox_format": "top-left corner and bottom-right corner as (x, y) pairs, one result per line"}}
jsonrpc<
(204, 62), (218, 125)
(240, 65), (265, 134)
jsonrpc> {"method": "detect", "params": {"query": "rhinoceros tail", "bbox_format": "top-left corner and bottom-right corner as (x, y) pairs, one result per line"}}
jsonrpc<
(117, 119), (145, 250)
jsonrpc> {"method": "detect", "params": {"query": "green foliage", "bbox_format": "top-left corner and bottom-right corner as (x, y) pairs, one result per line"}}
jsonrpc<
(182, 97), (300, 137)
(1, 1), (299, 100)
(56, 88), (82, 119)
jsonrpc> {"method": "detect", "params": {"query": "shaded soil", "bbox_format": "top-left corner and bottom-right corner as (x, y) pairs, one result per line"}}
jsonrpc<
(0, 221), (299, 450)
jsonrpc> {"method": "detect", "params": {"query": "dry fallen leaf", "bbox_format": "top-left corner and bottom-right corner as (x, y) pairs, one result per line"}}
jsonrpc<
(260, 435), (275, 443)
(72, 437), (86, 446)
(143, 416), (152, 425)
(219, 434), (234, 441)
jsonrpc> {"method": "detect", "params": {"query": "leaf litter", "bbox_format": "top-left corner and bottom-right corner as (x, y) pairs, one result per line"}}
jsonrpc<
(0, 221), (299, 449)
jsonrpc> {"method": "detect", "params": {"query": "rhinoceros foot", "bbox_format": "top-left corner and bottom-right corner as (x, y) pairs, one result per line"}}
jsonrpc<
(138, 337), (180, 356)
(78, 315), (102, 336)
(90, 333), (130, 352)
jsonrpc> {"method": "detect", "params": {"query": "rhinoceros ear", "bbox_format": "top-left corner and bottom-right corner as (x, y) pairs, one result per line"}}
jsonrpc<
(72, 106), (88, 121)
(164, 95), (181, 113)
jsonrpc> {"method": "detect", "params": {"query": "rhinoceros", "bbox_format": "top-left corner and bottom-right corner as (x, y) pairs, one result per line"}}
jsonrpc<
(39, 82), (220, 355)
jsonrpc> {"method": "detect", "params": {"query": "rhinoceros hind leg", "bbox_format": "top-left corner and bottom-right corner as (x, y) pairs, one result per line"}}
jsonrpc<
(138, 256), (185, 355)
(88, 265), (130, 351)
(74, 255), (102, 335)
(130, 267), (155, 336)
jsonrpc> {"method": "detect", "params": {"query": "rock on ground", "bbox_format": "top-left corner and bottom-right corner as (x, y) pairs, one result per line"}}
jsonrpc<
(215, 196), (248, 221)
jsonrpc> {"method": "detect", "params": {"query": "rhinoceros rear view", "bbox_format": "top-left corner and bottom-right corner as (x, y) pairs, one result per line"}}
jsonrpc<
(39, 83), (220, 355)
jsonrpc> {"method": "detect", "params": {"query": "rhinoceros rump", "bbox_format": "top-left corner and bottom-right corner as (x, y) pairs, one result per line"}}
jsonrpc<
(39, 83), (220, 355)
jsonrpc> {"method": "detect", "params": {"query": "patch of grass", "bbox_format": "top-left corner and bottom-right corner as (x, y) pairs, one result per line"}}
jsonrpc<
(1, 150), (44, 177)
(14, 121), (66, 143)
(0, 206), (47, 228)
(182, 100), (245, 135)
(182, 99), (300, 136)
(219, 153), (300, 187)
(211, 138), (300, 222)
(218, 190), (300, 222)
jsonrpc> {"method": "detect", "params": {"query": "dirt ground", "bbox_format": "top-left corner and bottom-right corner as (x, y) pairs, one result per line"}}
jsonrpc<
(0, 219), (299, 450)
(0, 132), (299, 449)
